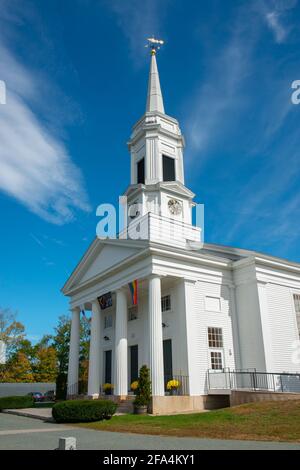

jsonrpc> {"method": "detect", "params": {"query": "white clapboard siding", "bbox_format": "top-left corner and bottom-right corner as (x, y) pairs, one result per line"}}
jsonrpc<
(266, 284), (300, 373)
(189, 280), (236, 394)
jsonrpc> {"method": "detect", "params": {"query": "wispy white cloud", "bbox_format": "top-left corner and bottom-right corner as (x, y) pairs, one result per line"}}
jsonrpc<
(29, 233), (45, 248)
(261, 0), (298, 43)
(0, 1), (91, 224)
(265, 11), (288, 43)
(182, 1), (299, 257)
(105, 0), (170, 65)
(184, 9), (257, 163)
(212, 121), (300, 255)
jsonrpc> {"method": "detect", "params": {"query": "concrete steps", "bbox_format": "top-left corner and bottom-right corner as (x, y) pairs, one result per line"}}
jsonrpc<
(117, 397), (134, 414)
(104, 395), (135, 414)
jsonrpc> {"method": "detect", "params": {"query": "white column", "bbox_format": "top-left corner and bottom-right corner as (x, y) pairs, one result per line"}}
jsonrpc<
(88, 300), (102, 398)
(148, 275), (164, 396)
(67, 307), (80, 395)
(115, 288), (128, 396)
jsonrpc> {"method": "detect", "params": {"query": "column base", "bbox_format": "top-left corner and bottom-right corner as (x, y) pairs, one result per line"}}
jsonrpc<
(87, 393), (100, 400)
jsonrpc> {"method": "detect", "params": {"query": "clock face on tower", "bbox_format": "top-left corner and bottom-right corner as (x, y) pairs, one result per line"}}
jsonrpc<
(168, 198), (182, 215)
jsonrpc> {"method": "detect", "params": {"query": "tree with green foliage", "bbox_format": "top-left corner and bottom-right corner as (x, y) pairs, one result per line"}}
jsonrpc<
(51, 315), (71, 375)
(0, 308), (26, 359)
(134, 365), (151, 408)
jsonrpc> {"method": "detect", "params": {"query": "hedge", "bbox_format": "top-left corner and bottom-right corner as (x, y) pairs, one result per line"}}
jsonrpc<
(52, 399), (118, 423)
(0, 395), (34, 410)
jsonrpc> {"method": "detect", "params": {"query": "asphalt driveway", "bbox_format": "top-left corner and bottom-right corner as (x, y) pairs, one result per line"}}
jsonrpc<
(0, 413), (299, 450)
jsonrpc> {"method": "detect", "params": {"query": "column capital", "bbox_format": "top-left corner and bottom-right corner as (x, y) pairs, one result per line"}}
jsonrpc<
(70, 306), (80, 314)
(148, 274), (163, 281)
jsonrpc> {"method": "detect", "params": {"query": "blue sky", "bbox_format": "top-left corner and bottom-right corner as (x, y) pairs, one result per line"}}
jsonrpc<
(0, 0), (299, 342)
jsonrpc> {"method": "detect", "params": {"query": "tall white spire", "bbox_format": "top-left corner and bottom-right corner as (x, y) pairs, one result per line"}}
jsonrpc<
(146, 50), (165, 114)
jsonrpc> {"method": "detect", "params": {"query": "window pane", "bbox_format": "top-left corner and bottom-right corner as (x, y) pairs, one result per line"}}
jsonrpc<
(208, 327), (223, 348)
(210, 351), (223, 370)
(128, 306), (138, 321)
(137, 158), (145, 184)
(162, 155), (175, 181)
(104, 314), (112, 329)
(161, 295), (171, 312)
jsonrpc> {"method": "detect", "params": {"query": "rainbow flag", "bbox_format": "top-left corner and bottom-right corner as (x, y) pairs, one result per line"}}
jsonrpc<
(128, 280), (138, 305)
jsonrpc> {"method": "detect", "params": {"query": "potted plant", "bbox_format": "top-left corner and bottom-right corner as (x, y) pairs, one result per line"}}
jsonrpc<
(130, 380), (139, 395)
(103, 383), (114, 395)
(167, 379), (180, 396)
(133, 365), (151, 414)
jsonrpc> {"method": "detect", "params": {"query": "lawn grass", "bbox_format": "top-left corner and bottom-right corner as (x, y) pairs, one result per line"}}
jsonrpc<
(76, 400), (300, 442)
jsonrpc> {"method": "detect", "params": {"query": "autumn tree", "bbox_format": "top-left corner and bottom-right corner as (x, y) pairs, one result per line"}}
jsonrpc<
(2, 352), (34, 383)
(34, 346), (57, 382)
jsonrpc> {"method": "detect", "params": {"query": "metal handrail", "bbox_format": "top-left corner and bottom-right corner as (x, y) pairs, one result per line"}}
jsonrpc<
(164, 374), (189, 396)
(207, 369), (300, 393)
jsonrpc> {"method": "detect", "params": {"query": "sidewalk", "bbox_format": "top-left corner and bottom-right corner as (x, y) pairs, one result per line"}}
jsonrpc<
(3, 407), (53, 421)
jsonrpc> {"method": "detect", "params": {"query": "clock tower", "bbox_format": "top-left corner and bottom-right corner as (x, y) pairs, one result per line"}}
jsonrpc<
(124, 39), (199, 246)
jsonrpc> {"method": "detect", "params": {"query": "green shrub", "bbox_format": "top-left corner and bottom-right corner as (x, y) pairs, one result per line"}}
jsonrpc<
(0, 395), (34, 410)
(52, 399), (117, 423)
(134, 365), (151, 408)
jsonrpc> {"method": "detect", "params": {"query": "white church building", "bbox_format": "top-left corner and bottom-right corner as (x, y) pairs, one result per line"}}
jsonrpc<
(63, 42), (300, 413)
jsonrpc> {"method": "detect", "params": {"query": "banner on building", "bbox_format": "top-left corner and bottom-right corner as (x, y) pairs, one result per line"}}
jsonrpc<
(98, 292), (113, 310)
(128, 280), (138, 305)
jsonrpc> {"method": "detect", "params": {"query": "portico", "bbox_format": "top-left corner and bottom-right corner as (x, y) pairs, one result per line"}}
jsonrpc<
(66, 269), (184, 400)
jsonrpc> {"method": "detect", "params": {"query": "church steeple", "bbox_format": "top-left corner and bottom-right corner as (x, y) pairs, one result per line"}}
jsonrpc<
(146, 51), (165, 114)
(125, 38), (196, 231)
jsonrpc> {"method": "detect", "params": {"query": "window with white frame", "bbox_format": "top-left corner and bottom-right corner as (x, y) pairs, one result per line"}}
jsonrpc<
(293, 294), (300, 338)
(128, 305), (138, 321)
(210, 351), (223, 370)
(208, 327), (223, 348)
(161, 295), (171, 312)
(104, 314), (112, 329)
(205, 296), (221, 312)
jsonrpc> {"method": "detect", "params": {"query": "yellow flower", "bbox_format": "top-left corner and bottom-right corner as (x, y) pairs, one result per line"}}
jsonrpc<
(103, 383), (114, 391)
(166, 379), (180, 390)
(130, 381), (139, 391)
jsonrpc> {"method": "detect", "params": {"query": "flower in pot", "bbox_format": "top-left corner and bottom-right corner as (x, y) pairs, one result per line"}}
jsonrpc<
(103, 383), (114, 395)
(167, 379), (180, 396)
(133, 365), (151, 414)
(130, 381), (139, 395)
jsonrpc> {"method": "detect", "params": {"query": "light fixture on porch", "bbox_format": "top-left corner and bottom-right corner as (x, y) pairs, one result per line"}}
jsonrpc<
(162, 322), (169, 328)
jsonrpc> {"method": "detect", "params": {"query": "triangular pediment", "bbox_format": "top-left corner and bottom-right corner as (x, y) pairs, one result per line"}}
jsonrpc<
(62, 239), (147, 294)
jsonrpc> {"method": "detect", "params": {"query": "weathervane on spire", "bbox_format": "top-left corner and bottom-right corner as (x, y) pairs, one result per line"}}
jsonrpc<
(146, 37), (164, 55)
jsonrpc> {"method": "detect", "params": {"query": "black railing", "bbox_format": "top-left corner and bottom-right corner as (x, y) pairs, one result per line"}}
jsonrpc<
(207, 369), (300, 393)
(164, 374), (189, 396)
(67, 379), (88, 398)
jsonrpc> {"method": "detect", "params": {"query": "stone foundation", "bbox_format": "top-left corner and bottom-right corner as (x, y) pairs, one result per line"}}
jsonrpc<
(150, 394), (230, 415)
(230, 390), (300, 406)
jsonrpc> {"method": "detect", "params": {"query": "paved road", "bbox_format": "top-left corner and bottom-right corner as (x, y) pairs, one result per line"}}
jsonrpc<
(0, 413), (299, 450)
